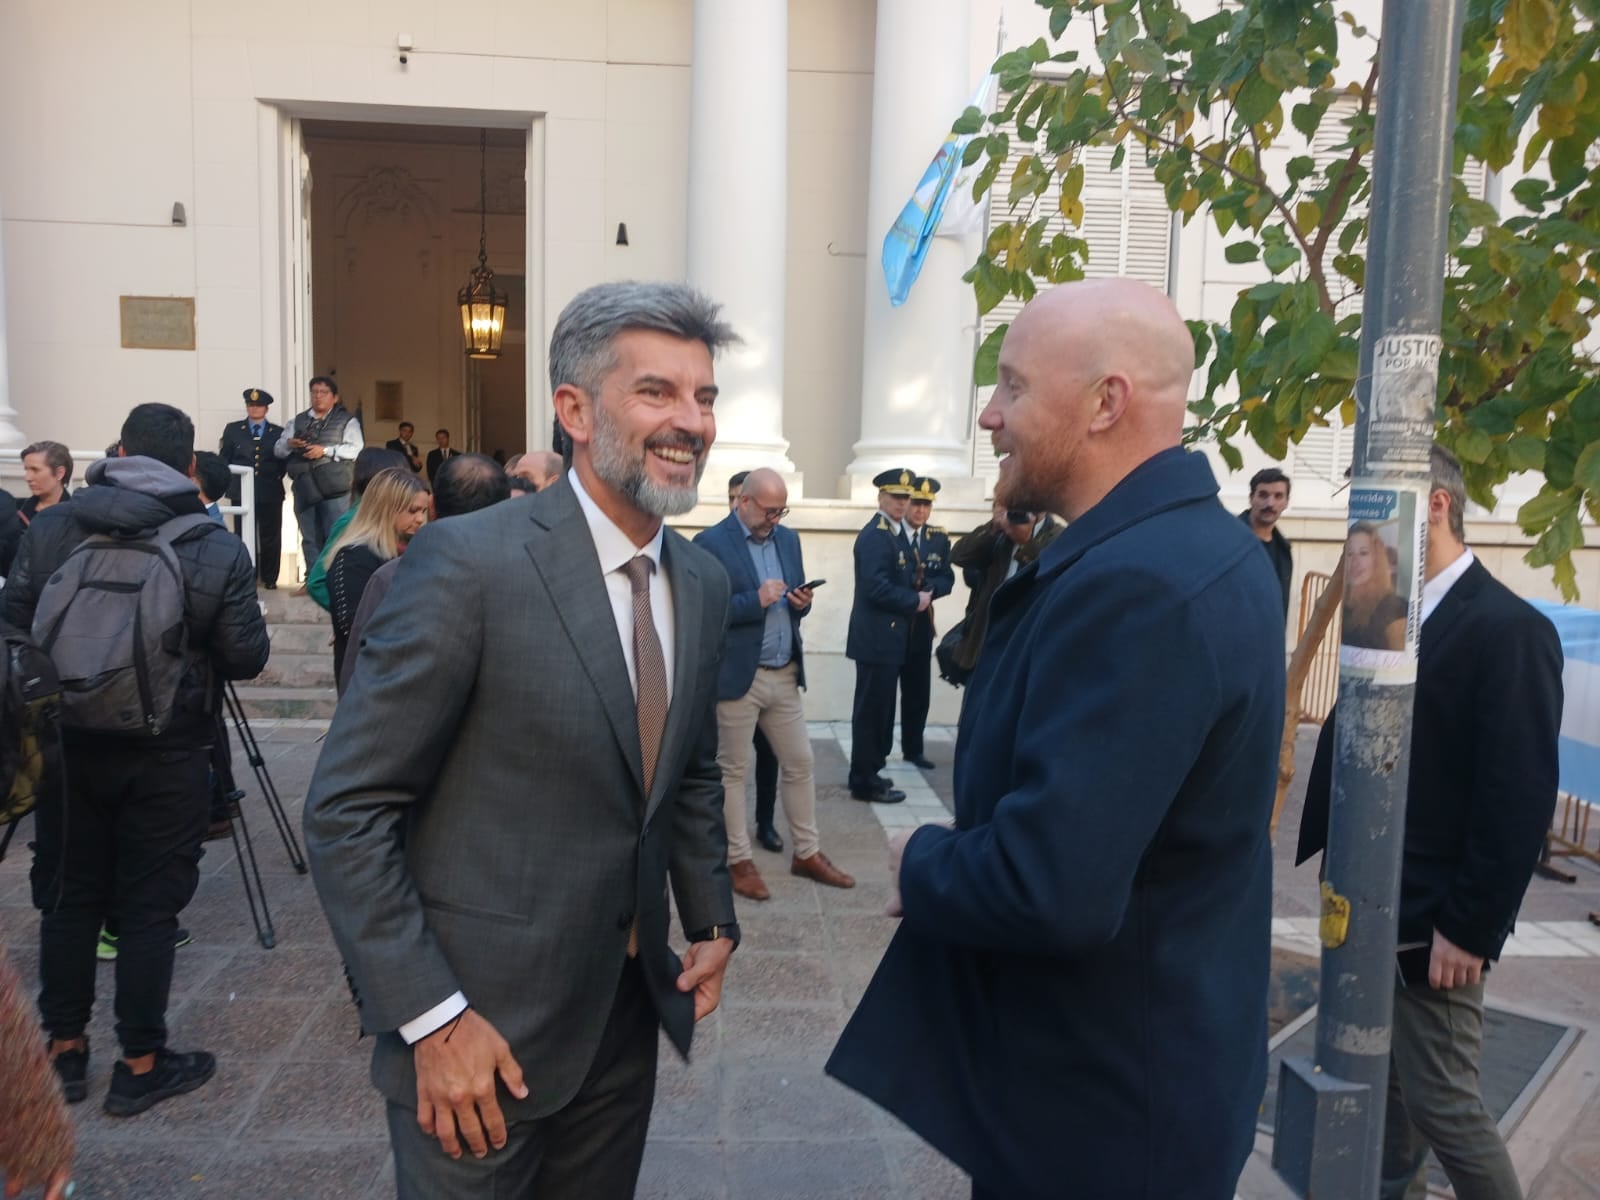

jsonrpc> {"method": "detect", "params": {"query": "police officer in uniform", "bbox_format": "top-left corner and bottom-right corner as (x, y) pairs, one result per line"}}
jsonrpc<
(219, 387), (287, 589)
(899, 476), (955, 769)
(846, 468), (931, 803)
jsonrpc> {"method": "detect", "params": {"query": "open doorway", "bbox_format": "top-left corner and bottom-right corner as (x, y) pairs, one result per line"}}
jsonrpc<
(300, 120), (527, 464)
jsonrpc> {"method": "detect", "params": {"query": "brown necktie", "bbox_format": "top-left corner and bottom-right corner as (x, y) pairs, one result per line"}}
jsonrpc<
(620, 555), (668, 795)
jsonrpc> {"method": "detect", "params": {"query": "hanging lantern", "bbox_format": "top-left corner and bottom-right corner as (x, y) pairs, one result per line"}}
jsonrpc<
(458, 129), (506, 359)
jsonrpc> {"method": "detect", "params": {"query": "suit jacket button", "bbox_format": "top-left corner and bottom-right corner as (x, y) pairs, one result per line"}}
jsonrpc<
(616, 912), (633, 931)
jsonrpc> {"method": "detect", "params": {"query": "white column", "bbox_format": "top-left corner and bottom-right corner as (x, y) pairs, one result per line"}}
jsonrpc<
(686, 0), (796, 481)
(846, 0), (975, 489)
(0, 196), (28, 452)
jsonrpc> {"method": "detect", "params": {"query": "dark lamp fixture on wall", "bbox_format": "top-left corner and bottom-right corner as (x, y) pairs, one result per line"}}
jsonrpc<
(458, 129), (507, 359)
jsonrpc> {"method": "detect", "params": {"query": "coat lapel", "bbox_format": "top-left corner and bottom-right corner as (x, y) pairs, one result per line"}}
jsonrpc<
(1419, 558), (1485, 668)
(718, 513), (762, 592)
(647, 530), (703, 822)
(524, 485), (646, 797)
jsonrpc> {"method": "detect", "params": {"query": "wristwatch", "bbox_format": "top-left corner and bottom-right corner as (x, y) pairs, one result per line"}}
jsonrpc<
(687, 922), (741, 949)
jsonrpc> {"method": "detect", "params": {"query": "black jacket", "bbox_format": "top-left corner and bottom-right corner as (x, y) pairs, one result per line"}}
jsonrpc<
(0, 457), (270, 745)
(1297, 558), (1564, 960)
(0, 487), (19, 578)
(1238, 510), (1292, 615)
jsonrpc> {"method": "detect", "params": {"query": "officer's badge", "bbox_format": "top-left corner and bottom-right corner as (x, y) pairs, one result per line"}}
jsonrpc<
(897, 552), (906, 569)
(876, 516), (890, 532)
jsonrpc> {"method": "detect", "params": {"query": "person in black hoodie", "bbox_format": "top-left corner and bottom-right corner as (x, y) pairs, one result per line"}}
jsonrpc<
(1, 403), (270, 1119)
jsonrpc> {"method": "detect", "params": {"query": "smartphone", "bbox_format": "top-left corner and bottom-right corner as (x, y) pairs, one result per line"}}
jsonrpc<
(796, 579), (826, 591)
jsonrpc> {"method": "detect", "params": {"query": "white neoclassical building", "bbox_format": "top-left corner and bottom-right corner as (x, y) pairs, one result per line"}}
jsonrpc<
(1, 0), (1591, 718)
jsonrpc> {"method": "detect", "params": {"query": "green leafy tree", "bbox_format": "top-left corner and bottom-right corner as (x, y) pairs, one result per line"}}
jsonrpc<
(963, 0), (1600, 597)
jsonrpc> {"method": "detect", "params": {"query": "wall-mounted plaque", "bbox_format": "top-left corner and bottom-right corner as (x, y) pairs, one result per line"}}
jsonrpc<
(119, 296), (196, 351)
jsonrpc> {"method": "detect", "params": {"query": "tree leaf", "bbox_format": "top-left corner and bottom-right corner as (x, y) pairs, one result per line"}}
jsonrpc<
(1291, 101), (1324, 140)
(1456, 426), (1494, 464)
(1235, 73), (1281, 126)
(1575, 440), (1600, 494)
(1224, 241), (1260, 263)
(1049, 5), (1073, 40)
(1516, 484), (1578, 534)
(952, 106), (985, 136)
(1498, 0), (1560, 72)
(974, 323), (1007, 388)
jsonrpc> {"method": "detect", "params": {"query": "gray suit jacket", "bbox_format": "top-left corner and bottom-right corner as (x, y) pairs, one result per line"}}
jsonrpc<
(303, 479), (735, 1119)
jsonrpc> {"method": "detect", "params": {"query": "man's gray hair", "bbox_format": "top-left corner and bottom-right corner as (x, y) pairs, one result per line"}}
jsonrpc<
(548, 281), (739, 398)
(1430, 444), (1467, 542)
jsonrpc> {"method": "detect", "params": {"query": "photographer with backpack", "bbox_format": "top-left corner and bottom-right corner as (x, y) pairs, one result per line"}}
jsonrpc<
(0, 403), (269, 1117)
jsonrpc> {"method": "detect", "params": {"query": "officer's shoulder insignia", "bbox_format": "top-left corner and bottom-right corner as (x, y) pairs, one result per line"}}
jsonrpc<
(876, 516), (890, 531)
(929, 526), (947, 534)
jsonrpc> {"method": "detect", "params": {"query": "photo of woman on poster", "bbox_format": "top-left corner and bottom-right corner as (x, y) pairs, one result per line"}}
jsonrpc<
(1341, 521), (1408, 651)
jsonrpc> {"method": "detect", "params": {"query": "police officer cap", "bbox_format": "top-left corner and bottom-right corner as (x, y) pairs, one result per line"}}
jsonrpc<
(242, 388), (275, 407)
(872, 468), (915, 497)
(910, 476), (941, 502)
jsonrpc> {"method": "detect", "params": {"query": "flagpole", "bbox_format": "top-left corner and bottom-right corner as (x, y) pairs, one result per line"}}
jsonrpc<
(968, 12), (1007, 478)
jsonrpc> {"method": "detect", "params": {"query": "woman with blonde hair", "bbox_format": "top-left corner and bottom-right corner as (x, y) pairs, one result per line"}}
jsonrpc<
(326, 467), (430, 686)
(1341, 521), (1407, 651)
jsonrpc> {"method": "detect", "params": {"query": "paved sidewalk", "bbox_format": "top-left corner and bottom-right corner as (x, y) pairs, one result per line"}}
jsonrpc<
(2, 720), (1597, 1198)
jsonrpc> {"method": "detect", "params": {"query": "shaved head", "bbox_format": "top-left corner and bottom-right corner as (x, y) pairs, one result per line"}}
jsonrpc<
(512, 450), (564, 491)
(736, 467), (789, 539)
(981, 278), (1194, 520)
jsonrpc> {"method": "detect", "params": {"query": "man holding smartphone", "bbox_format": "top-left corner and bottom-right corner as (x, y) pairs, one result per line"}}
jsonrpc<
(694, 469), (855, 900)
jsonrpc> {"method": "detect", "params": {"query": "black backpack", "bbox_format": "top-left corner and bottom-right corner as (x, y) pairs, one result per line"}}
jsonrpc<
(0, 622), (63, 862)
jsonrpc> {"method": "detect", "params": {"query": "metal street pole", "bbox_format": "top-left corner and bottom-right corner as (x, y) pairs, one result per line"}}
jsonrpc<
(1273, 1), (1467, 1197)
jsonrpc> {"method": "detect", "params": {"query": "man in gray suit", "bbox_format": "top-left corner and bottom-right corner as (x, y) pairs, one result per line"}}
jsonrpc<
(304, 280), (741, 1200)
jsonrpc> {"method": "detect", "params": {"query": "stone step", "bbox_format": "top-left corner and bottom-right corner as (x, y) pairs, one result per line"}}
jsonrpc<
(267, 622), (333, 655)
(257, 590), (328, 625)
(251, 652), (337, 688)
(233, 685), (338, 721)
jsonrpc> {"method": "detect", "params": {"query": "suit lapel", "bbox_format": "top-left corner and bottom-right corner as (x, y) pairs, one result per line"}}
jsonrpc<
(720, 515), (762, 591)
(1419, 559), (1485, 668)
(524, 486), (646, 796)
(647, 531), (702, 822)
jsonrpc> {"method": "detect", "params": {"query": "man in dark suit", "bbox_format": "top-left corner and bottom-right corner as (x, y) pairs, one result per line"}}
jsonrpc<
(385, 422), (424, 474)
(1297, 445), (1562, 1200)
(217, 387), (286, 589)
(304, 281), (740, 1200)
(898, 476), (955, 768)
(694, 468), (854, 902)
(828, 279), (1285, 1199)
(846, 467), (928, 803)
(425, 429), (456, 481)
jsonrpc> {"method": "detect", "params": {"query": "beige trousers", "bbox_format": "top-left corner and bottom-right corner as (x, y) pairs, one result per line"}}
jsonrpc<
(715, 663), (820, 865)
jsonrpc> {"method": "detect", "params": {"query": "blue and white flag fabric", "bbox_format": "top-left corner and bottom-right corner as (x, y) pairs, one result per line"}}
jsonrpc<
(882, 74), (998, 307)
(1530, 599), (1600, 803)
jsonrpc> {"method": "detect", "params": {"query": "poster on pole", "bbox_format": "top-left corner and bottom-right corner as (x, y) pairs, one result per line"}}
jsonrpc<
(1366, 334), (1443, 469)
(1338, 483), (1426, 686)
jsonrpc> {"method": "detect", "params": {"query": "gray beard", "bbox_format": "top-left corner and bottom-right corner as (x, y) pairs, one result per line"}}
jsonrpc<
(590, 402), (704, 517)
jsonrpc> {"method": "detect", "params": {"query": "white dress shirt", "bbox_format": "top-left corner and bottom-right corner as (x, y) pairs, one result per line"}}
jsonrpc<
(398, 469), (676, 1045)
(1420, 546), (1474, 625)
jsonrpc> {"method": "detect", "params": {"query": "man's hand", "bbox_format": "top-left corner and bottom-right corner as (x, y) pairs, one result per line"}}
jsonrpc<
(414, 1008), (529, 1160)
(1429, 929), (1484, 990)
(305, 444), (326, 460)
(885, 827), (917, 917)
(758, 579), (788, 608)
(916, 590), (933, 613)
(787, 585), (814, 612)
(677, 937), (735, 1021)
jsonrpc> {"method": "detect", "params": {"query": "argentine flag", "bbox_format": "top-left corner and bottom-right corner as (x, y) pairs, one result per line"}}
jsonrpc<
(1530, 600), (1600, 803)
(882, 74), (997, 307)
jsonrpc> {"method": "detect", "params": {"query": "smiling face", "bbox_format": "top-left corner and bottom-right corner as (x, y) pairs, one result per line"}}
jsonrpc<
(394, 492), (431, 540)
(570, 328), (717, 519)
(906, 499), (931, 530)
(1344, 528), (1392, 595)
(737, 472), (789, 540)
(980, 304), (1095, 517)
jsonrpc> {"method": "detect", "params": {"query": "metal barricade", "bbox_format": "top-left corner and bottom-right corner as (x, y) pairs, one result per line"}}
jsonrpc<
(1295, 571), (1342, 724)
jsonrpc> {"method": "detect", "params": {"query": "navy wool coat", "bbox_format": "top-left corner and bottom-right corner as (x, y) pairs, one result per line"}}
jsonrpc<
(827, 448), (1286, 1199)
(692, 512), (810, 700)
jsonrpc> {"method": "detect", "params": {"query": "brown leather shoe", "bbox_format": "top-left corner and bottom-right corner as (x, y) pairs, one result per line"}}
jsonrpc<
(790, 851), (855, 889)
(730, 860), (770, 901)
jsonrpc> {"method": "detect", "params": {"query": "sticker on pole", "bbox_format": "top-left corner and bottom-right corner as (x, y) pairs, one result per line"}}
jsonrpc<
(1338, 484), (1426, 686)
(1367, 334), (1442, 469)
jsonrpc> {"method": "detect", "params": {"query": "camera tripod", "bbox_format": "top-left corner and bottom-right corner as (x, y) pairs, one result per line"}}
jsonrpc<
(218, 681), (307, 949)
